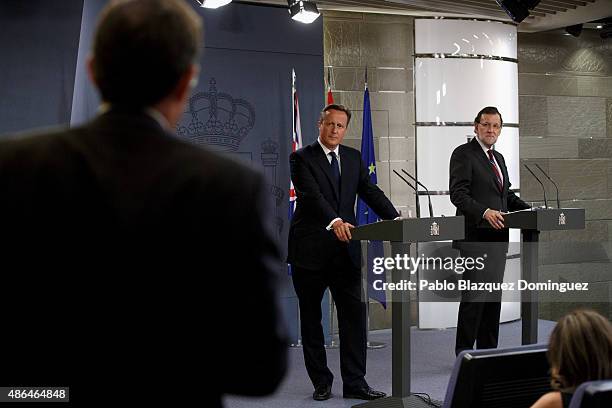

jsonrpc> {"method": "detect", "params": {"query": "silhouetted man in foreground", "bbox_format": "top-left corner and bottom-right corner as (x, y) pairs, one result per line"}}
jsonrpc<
(0, 1), (287, 406)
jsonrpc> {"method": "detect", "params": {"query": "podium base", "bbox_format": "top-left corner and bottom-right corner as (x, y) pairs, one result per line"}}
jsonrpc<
(367, 341), (386, 349)
(352, 395), (440, 408)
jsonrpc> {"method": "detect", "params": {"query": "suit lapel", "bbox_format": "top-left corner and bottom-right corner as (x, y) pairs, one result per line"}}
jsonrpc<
(311, 141), (340, 201)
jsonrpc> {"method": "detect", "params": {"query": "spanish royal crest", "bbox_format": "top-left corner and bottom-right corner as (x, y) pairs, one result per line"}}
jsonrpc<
(177, 78), (255, 151)
(430, 221), (440, 236)
(558, 212), (566, 226)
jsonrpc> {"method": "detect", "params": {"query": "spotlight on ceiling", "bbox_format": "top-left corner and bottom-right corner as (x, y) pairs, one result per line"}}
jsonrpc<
(196, 0), (232, 9)
(288, 1), (320, 24)
(565, 24), (583, 37)
(495, 0), (540, 23)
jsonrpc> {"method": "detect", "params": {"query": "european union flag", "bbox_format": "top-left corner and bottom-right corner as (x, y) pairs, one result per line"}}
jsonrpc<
(356, 87), (386, 309)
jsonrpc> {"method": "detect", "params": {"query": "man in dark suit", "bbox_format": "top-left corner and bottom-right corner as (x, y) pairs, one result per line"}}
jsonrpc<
(449, 106), (530, 356)
(288, 104), (399, 401)
(0, 1), (287, 406)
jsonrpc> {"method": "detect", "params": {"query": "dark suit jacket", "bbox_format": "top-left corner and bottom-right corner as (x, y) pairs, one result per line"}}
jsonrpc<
(449, 137), (530, 249)
(287, 141), (399, 270)
(0, 110), (287, 406)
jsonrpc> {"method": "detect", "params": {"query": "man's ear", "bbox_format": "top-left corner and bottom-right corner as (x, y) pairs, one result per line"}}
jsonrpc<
(87, 55), (98, 88)
(174, 64), (199, 102)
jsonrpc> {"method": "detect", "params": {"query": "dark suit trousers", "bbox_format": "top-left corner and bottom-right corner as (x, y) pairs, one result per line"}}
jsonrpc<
(291, 253), (368, 390)
(455, 244), (507, 356)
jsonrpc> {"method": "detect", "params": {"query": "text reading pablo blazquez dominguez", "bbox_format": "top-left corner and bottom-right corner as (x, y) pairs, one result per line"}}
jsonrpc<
(371, 254), (589, 293)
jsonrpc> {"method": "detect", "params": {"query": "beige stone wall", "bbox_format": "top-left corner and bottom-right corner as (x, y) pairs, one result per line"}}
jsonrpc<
(323, 11), (416, 217)
(518, 29), (612, 321)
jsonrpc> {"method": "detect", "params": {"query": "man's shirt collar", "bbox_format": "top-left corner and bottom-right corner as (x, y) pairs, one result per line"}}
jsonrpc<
(317, 137), (339, 157)
(475, 136), (494, 156)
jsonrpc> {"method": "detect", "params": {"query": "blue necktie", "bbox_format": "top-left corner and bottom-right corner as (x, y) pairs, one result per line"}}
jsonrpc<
(329, 152), (340, 189)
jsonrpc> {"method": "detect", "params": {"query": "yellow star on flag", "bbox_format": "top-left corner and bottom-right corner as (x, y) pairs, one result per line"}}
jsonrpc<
(368, 162), (376, 175)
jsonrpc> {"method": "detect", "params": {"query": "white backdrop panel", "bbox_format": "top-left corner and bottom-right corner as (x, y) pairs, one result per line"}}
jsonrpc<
(416, 127), (520, 190)
(418, 302), (458, 329)
(415, 58), (518, 124)
(415, 19), (517, 59)
(418, 257), (521, 329)
(501, 258), (521, 321)
(418, 195), (455, 218)
(417, 126), (473, 191)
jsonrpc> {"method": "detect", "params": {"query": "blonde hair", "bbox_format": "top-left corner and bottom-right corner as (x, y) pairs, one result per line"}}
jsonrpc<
(548, 309), (612, 392)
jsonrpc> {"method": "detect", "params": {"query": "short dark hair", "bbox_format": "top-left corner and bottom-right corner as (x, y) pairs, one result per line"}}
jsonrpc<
(474, 106), (503, 126)
(92, 0), (203, 108)
(548, 309), (612, 392)
(319, 104), (352, 126)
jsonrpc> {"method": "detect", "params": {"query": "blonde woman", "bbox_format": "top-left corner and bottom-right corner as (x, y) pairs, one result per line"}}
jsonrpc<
(531, 309), (612, 408)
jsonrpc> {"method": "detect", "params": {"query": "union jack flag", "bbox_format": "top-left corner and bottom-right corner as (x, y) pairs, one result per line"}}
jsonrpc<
(289, 69), (302, 220)
(288, 70), (303, 276)
(327, 67), (334, 105)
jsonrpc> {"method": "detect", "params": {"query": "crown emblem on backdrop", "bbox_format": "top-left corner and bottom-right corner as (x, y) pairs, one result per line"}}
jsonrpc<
(177, 79), (256, 151)
(261, 139), (279, 155)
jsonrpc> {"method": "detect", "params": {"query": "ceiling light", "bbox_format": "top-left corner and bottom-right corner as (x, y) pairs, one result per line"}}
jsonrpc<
(288, 1), (320, 24)
(596, 25), (603, 29)
(197, 0), (232, 9)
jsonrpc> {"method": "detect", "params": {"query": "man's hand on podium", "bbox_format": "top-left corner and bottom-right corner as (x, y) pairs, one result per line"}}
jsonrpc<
(484, 209), (505, 229)
(332, 219), (355, 242)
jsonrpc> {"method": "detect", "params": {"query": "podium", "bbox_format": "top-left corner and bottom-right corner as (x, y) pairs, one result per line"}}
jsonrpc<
(350, 216), (464, 408)
(500, 208), (585, 345)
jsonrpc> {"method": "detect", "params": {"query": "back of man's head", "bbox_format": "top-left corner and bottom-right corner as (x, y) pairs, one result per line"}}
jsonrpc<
(91, 0), (202, 108)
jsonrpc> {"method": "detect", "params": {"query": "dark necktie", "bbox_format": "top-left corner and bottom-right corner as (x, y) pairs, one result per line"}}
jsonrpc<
(487, 149), (503, 192)
(329, 151), (340, 189)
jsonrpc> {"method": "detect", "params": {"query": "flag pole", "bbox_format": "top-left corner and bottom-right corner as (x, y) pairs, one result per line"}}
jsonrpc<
(324, 72), (339, 349)
(326, 297), (339, 349)
(364, 242), (385, 349)
(289, 68), (302, 348)
(361, 73), (386, 349)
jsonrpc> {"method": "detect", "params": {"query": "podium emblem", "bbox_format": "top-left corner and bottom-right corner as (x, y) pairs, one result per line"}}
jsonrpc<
(559, 212), (566, 226)
(430, 222), (440, 236)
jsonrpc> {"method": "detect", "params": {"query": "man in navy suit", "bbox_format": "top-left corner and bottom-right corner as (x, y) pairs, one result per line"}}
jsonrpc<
(449, 106), (530, 356)
(288, 104), (399, 401)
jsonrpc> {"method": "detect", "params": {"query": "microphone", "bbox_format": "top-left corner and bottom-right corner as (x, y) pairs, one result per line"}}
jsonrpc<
(392, 170), (420, 218)
(401, 169), (434, 218)
(523, 164), (548, 209)
(534, 163), (561, 209)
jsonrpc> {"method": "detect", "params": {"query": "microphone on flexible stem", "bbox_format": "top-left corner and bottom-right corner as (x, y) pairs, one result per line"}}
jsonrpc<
(534, 163), (560, 209)
(401, 169), (434, 218)
(392, 169), (419, 218)
(523, 164), (548, 209)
